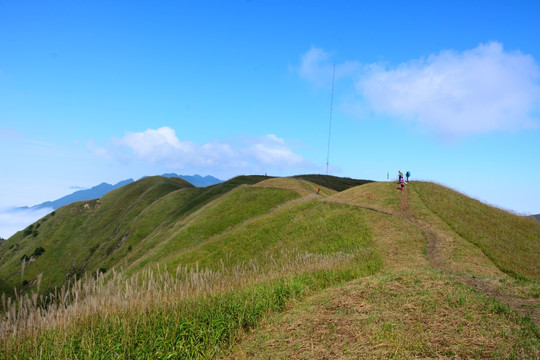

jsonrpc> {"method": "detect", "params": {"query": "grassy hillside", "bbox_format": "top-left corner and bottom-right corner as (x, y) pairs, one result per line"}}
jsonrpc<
(126, 185), (302, 274)
(412, 181), (540, 281)
(161, 199), (380, 272)
(223, 269), (537, 359)
(1, 176), (539, 359)
(0, 175), (283, 296)
(254, 177), (335, 196)
(0, 176), (194, 295)
(293, 174), (373, 192)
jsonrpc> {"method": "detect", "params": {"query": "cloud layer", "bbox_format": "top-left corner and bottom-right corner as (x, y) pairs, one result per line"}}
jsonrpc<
(98, 127), (308, 175)
(300, 42), (540, 138)
(0, 207), (53, 239)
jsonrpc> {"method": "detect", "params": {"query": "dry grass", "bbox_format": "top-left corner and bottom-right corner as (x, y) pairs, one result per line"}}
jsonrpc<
(327, 181), (503, 277)
(412, 181), (540, 281)
(363, 210), (428, 272)
(222, 269), (539, 359)
(403, 184), (504, 277)
(326, 182), (401, 215)
(0, 249), (367, 340)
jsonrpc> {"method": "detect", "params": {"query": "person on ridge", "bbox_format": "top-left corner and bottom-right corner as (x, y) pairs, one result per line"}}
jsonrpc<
(406, 170), (410, 182)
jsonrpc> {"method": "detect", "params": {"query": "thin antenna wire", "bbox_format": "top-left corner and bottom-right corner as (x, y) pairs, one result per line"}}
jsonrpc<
(326, 64), (335, 175)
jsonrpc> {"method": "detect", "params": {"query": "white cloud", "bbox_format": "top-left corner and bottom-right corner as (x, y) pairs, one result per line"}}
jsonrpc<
(299, 42), (540, 139)
(106, 127), (309, 175)
(251, 134), (304, 166)
(298, 46), (361, 88)
(114, 127), (196, 164)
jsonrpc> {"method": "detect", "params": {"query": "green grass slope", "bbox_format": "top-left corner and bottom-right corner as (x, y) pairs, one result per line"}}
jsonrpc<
(126, 185), (302, 274)
(161, 199), (380, 272)
(0, 175), (287, 296)
(329, 181), (540, 282)
(221, 181), (540, 359)
(0, 176), (194, 295)
(1, 176), (539, 359)
(412, 181), (540, 281)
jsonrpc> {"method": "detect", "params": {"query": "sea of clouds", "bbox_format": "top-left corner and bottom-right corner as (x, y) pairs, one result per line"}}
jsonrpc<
(0, 207), (53, 240)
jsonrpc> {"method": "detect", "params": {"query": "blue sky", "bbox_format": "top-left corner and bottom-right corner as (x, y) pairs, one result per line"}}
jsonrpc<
(1, 1), (539, 238)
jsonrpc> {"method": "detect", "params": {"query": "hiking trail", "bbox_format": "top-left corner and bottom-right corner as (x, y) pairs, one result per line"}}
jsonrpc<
(398, 186), (540, 326)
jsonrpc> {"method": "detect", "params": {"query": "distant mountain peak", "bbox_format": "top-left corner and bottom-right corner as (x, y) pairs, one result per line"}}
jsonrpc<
(26, 179), (135, 211)
(162, 174), (223, 187)
(20, 174), (223, 211)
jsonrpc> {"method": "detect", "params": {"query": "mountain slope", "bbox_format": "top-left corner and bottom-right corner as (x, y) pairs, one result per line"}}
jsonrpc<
(1, 176), (539, 358)
(22, 174), (223, 212)
(0, 176), (195, 294)
(0, 175), (291, 295)
(412, 181), (540, 280)
(293, 174), (373, 191)
(25, 179), (135, 210)
(162, 173), (223, 187)
(220, 181), (540, 359)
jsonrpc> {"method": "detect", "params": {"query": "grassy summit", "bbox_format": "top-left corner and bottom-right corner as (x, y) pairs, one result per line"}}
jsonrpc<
(0, 175), (539, 358)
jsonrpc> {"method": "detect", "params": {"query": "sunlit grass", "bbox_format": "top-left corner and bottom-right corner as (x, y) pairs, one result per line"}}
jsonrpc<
(1, 247), (380, 358)
(2, 177), (539, 359)
(412, 182), (540, 281)
(222, 269), (540, 359)
(164, 200), (375, 272)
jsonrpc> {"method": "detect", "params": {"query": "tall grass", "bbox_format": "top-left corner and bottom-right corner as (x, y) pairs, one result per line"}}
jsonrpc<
(1, 247), (380, 358)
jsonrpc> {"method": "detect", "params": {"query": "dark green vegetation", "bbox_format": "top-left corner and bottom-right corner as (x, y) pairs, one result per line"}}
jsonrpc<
(1, 175), (539, 359)
(293, 174), (373, 192)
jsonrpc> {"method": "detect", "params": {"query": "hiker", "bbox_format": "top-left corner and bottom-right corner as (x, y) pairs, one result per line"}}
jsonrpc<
(398, 171), (403, 183)
(400, 178), (405, 191)
(406, 170), (410, 182)
(317, 187), (320, 194)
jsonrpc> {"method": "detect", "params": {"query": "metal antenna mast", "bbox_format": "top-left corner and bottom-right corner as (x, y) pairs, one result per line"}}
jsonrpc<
(326, 64), (335, 175)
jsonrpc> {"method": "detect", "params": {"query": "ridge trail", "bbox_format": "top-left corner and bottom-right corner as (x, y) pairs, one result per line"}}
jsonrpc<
(326, 184), (540, 325)
(399, 187), (540, 326)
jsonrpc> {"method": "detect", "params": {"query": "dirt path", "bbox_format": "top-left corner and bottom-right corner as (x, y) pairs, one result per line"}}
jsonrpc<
(398, 187), (540, 326)
(327, 185), (540, 326)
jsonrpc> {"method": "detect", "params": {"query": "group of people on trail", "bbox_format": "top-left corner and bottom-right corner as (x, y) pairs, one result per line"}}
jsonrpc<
(398, 170), (411, 191)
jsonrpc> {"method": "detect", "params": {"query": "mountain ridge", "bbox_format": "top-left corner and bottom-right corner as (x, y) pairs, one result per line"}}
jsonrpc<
(20, 174), (223, 211)
(1, 175), (539, 358)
